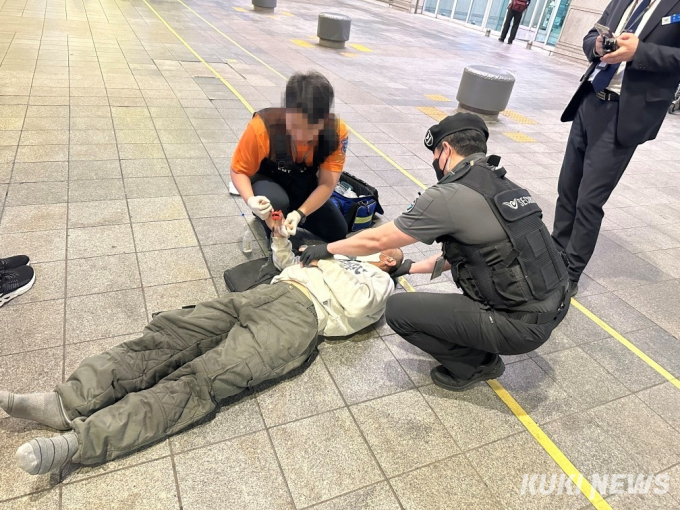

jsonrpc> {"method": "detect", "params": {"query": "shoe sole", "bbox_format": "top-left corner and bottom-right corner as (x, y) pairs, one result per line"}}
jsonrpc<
(0, 272), (36, 308)
(432, 361), (506, 392)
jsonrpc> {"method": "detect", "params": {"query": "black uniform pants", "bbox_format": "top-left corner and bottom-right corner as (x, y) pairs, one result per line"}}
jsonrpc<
(500, 9), (523, 43)
(251, 174), (348, 243)
(386, 292), (568, 380)
(552, 88), (638, 281)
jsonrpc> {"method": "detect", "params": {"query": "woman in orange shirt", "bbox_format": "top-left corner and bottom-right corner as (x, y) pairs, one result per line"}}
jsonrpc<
(230, 71), (349, 242)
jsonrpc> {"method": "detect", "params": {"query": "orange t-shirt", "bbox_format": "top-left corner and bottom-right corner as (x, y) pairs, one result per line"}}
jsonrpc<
(231, 114), (348, 177)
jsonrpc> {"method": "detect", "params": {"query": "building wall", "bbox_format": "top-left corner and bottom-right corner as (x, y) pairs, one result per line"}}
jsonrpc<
(553, 0), (609, 61)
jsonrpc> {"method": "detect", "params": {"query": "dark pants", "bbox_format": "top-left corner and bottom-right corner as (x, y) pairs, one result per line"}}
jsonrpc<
(386, 291), (568, 379)
(552, 88), (638, 281)
(500, 9), (523, 43)
(251, 174), (348, 242)
(56, 284), (318, 465)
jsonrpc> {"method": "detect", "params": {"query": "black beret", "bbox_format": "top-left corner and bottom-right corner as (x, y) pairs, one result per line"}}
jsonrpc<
(424, 113), (489, 152)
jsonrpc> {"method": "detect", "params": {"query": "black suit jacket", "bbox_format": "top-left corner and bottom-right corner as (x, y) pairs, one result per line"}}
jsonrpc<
(561, 0), (680, 146)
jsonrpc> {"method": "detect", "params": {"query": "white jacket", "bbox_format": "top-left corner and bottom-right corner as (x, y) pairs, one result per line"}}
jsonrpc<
(269, 238), (394, 337)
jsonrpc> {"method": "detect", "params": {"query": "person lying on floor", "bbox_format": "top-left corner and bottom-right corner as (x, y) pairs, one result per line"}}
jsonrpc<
(1, 214), (403, 476)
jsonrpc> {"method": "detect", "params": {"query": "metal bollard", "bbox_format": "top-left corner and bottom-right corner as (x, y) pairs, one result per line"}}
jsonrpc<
(485, 29), (491, 37)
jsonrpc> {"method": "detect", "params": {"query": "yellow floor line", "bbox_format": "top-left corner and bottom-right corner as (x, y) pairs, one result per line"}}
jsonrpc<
(291, 39), (313, 48)
(232, 6), (247, 12)
(503, 132), (537, 143)
(417, 105), (448, 122)
(139, 3), (617, 507)
(501, 109), (538, 125)
(425, 93), (450, 102)
(571, 299), (680, 390)
(348, 43), (371, 52)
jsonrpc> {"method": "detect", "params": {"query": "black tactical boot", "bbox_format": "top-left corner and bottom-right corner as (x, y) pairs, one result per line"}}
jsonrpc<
(431, 355), (505, 392)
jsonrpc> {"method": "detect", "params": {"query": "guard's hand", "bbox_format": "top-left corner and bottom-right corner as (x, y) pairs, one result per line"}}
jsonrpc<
(300, 243), (331, 266)
(247, 196), (273, 220)
(391, 259), (413, 278)
(284, 210), (303, 237)
(601, 33), (639, 64)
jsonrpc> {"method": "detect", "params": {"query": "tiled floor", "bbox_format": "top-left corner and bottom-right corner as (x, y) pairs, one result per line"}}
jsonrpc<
(1, 0), (680, 508)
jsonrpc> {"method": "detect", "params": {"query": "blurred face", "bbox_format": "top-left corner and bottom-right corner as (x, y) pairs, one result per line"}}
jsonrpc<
(286, 111), (325, 144)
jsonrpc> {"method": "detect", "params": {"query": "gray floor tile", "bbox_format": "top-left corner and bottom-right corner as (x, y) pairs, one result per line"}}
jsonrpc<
(351, 389), (459, 477)
(0, 203), (67, 233)
(127, 196), (187, 223)
(588, 395), (680, 473)
(257, 359), (345, 428)
(175, 175), (227, 196)
(269, 409), (383, 508)
(132, 219), (197, 252)
(137, 247), (210, 287)
(624, 327), (680, 377)
(533, 347), (629, 408)
(120, 158), (170, 178)
(67, 224), (135, 259)
(118, 143), (165, 160)
(69, 144), (119, 161)
(576, 293), (655, 334)
(0, 299), (64, 355)
(309, 482), (400, 510)
(0, 230), (66, 262)
(606, 490), (680, 510)
(391, 455), (503, 510)
(183, 194), (242, 218)
(201, 242), (266, 277)
(583, 237), (671, 292)
(381, 333), (438, 386)
(168, 157), (217, 176)
(7, 260), (65, 305)
(124, 177), (179, 199)
(543, 414), (644, 487)
(68, 178), (125, 202)
(6, 181), (67, 206)
(65, 288), (147, 343)
(321, 337), (414, 405)
(11, 162), (68, 182)
(115, 129), (160, 144)
(550, 306), (612, 346)
(61, 457), (180, 510)
(498, 358), (581, 424)
(68, 160), (121, 180)
(68, 200), (129, 228)
(68, 129), (115, 145)
(191, 215), (246, 245)
(143, 279), (216, 318)
(637, 382), (680, 434)
(420, 382), (525, 451)
(175, 431), (294, 510)
(616, 280), (680, 340)
(0, 490), (60, 509)
(466, 431), (590, 510)
(67, 253), (141, 297)
(580, 338), (666, 392)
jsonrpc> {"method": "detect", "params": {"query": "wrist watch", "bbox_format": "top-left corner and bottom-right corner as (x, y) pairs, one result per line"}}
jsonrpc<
(295, 209), (307, 225)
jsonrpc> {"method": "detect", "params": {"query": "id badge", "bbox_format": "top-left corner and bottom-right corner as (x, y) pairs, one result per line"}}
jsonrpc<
(596, 61), (609, 70)
(431, 257), (446, 281)
(662, 13), (680, 25)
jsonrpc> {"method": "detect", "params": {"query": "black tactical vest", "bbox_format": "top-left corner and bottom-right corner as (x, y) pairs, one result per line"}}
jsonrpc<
(436, 157), (568, 310)
(256, 108), (339, 180)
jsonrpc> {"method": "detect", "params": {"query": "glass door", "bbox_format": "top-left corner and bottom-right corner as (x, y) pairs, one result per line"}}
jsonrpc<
(485, 0), (510, 31)
(437, 0), (455, 17)
(546, 0), (571, 45)
(534, 0), (557, 43)
(454, 0), (473, 21)
(423, 0), (439, 14)
(468, 0), (489, 26)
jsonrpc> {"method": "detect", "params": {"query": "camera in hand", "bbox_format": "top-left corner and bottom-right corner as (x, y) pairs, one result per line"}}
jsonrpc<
(602, 35), (619, 53)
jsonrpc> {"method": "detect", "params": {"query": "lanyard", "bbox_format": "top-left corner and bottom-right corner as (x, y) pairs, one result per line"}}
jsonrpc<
(291, 139), (312, 164)
(621, 0), (657, 33)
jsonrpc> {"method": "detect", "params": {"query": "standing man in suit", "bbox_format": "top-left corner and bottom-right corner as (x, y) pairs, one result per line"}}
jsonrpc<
(553, 0), (680, 296)
(499, 0), (531, 44)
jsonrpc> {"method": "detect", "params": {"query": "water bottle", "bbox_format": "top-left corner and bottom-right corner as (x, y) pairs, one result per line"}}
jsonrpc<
(242, 229), (253, 253)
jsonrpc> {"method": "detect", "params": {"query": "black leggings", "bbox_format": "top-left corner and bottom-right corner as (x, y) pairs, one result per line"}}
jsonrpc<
(251, 177), (348, 242)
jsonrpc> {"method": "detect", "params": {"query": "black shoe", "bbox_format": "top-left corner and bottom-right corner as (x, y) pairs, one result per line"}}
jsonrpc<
(430, 355), (506, 392)
(569, 280), (578, 298)
(0, 266), (36, 307)
(498, 38), (504, 42)
(0, 255), (30, 272)
(507, 41), (513, 44)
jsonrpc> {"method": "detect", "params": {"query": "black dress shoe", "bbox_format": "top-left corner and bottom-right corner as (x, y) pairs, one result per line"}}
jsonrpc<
(430, 355), (506, 392)
(569, 280), (578, 298)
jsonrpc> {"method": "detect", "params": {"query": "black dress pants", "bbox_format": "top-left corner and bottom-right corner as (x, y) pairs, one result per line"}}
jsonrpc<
(251, 174), (348, 242)
(552, 88), (638, 281)
(500, 9), (523, 43)
(386, 291), (568, 379)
